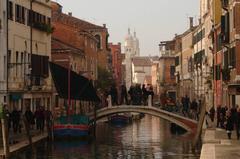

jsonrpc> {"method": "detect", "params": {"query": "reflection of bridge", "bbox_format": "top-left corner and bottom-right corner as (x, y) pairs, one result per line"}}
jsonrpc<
(89, 96), (198, 133)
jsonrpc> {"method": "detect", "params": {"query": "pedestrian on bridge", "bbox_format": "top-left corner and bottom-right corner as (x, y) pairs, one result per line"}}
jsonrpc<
(110, 84), (118, 106)
(182, 95), (190, 117)
(120, 84), (128, 105)
(141, 84), (148, 106)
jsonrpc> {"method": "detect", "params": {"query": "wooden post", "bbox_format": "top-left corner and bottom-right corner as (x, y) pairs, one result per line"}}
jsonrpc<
(193, 98), (206, 148)
(1, 118), (9, 158)
(93, 103), (97, 138)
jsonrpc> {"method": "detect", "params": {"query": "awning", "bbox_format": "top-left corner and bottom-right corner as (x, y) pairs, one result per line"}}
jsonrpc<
(49, 62), (100, 102)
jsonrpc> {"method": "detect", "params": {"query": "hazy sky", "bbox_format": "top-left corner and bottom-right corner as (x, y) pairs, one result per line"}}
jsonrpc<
(54, 0), (199, 56)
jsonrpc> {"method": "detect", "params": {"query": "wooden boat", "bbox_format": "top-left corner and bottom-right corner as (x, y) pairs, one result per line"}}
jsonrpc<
(53, 115), (90, 138)
(109, 114), (131, 125)
(50, 62), (100, 138)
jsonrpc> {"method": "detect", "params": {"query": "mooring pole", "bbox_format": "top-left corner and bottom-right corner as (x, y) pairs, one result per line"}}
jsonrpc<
(93, 103), (97, 138)
(1, 106), (9, 159)
(1, 118), (9, 158)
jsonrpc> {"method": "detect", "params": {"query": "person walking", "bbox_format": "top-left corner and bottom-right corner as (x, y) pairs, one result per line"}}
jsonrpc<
(226, 111), (234, 139)
(45, 108), (53, 136)
(148, 86), (154, 106)
(12, 107), (20, 134)
(35, 107), (41, 130)
(141, 84), (148, 106)
(236, 108), (240, 140)
(216, 106), (222, 128)
(128, 85), (134, 105)
(120, 84), (128, 105)
(25, 106), (35, 129)
(209, 106), (215, 122)
(110, 85), (118, 106)
(39, 106), (45, 132)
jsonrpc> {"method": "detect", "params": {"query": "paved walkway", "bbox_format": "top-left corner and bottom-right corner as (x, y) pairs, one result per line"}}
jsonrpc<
(200, 128), (240, 159)
(0, 132), (48, 158)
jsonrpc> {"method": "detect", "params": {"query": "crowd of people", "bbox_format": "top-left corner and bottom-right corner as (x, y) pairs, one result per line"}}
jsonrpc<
(207, 105), (240, 139)
(109, 84), (154, 106)
(4, 106), (53, 134)
(180, 95), (201, 120)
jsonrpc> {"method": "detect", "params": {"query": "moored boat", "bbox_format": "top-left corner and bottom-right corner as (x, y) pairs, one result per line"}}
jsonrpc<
(109, 114), (131, 125)
(53, 115), (90, 138)
(50, 62), (100, 139)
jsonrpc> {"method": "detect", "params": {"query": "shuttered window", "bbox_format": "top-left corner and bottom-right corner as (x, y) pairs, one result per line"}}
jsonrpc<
(215, 65), (221, 80)
(229, 47), (236, 68)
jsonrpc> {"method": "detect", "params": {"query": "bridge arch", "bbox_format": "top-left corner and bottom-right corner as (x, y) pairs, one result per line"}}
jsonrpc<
(89, 106), (197, 133)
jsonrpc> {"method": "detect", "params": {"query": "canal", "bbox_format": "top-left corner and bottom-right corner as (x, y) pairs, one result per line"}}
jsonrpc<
(10, 115), (201, 159)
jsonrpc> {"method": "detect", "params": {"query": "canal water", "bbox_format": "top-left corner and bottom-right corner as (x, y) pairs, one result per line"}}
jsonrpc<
(10, 115), (201, 159)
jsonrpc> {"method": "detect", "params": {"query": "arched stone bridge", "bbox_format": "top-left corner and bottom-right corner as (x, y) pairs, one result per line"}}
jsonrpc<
(89, 105), (198, 133)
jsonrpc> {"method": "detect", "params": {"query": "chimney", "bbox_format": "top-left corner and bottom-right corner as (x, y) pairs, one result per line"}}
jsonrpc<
(68, 12), (72, 16)
(103, 24), (106, 28)
(189, 17), (193, 29)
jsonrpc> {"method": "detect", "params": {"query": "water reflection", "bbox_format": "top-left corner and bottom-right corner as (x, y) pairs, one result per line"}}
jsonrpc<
(10, 115), (201, 159)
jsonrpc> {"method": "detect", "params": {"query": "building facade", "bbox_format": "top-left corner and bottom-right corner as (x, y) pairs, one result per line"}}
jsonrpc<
(6, 0), (52, 112)
(109, 43), (122, 89)
(51, 2), (100, 81)
(159, 41), (177, 103)
(220, 0), (240, 107)
(0, 0), (7, 105)
(132, 57), (152, 85)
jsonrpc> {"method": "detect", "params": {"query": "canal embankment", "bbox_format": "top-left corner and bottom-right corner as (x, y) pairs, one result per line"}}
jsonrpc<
(200, 128), (240, 159)
(0, 132), (48, 159)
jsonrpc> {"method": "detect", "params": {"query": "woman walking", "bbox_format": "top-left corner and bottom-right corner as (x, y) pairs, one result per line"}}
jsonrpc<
(226, 111), (234, 139)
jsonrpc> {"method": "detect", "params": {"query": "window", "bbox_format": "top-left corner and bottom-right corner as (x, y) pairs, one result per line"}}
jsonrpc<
(8, 50), (11, 64)
(188, 57), (193, 72)
(15, 4), (25, 24)
(8, 1), (13, 20)
(194, 50), (205, 64)
(16, 51), (19, 76)
(175, 56), (179, 66)
(21, 52), (23, 77)
(170, 66), (175, 79)
(229, 47), (236, 68)
(223, 50), (229, 69)
(215, 65), (221, 80)
(221, 12), (230, 43)
(95, 35), (101, 49)
(216, 34), (222, 52)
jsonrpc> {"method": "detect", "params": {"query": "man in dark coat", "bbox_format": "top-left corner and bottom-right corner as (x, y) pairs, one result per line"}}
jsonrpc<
(141, 84), (148, 106)
(25, 106), (35, 129)
(226, 111), (234, 139)
(110, 85), (118, 106)
(12, 107), (20, 133)
(120, 84), (128, 105)
(236, 108), (240, 139)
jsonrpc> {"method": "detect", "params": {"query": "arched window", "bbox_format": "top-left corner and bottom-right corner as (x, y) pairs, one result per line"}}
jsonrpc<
(95, 35), (101, 49)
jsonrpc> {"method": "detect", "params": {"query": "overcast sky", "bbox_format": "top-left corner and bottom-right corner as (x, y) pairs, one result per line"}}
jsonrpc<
(54, 0), (199, 56)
